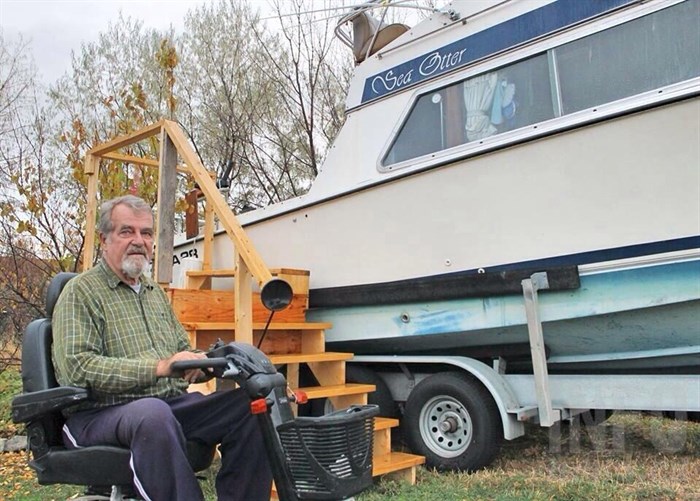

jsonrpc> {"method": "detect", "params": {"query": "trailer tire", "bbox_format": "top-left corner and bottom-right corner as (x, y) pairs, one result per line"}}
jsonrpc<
(662, 411), (700, 422)
(346, 365), (398, 418)
(579, 409), (614, 426)
(404, 372), (502, 472)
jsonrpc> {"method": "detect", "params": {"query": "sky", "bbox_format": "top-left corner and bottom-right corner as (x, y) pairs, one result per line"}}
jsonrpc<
(1, 0), (440, 86)
(0, 0), (213, 84)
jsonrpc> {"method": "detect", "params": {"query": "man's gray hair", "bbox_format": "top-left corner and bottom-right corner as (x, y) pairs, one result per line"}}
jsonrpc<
(98, 195), (153, 235)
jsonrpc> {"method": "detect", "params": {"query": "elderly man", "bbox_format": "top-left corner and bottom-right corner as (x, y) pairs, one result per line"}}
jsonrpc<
(52, 195), (272, 501)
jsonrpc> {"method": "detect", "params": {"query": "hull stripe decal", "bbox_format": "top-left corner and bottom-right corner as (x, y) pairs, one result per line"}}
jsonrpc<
(309, 236), (700, 307)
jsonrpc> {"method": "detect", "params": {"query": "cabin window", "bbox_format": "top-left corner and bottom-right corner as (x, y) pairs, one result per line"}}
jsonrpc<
(384, 54), (553, 165)
(555, 0), (700, 114)
(382, 0), (700, 169)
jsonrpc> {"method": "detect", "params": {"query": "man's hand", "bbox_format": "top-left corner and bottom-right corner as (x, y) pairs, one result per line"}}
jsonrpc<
(156, 351), (208, 383)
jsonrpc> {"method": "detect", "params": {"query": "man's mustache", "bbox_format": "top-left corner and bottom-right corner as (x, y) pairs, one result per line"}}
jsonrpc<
(126, 245), (148, 256)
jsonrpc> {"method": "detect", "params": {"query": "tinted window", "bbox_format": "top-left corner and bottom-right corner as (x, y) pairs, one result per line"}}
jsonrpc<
(385, 54), (552, 165)
(555, 0), (700, 114)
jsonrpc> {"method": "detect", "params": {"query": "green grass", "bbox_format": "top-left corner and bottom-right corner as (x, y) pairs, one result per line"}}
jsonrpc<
(0, 367), (22, 439)
(2, 367), (699, 501)
(359, 465), (683, 501)
(359, 414), (700, 500)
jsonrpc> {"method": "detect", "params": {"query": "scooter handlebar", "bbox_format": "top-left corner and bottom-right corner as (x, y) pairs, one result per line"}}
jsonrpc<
(170, 357), (230, 372)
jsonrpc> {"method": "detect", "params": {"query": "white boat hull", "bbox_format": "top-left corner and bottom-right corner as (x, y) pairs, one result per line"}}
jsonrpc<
(235, 99), (699, 290)
(173, 99), (700, 374)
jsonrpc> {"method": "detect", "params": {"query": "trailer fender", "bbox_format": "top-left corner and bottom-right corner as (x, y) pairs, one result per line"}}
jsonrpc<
(351, 355), (525, 440)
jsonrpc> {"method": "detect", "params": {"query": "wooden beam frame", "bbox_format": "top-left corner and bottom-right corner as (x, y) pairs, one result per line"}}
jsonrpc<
(81, 119), (276, 347)
(82, 154), (100, 271)
(154, 129), (178, 285)
(87, 120), (165, 157)
(101, 151), (189, 173)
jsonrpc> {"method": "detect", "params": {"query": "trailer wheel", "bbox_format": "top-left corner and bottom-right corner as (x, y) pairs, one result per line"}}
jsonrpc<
(404, 372), (502, 472)
(346, 365), (397, 418)
(579, 409), (614, 426)
(662, 411), (700, 422)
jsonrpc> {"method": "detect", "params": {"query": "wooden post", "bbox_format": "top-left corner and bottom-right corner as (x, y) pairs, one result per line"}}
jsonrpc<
(184, 198), (215, 290)
(234, 249), (253, 345)
(155, 128), (178, 286)
(286, 363), (300, 416)
(203, 198), (214, 271)
(184, 189), (200, 240)
(82, 154), (99, 271)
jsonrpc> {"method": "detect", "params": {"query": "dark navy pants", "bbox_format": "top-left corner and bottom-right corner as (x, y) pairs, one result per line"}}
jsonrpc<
(63, 389), (272, 501)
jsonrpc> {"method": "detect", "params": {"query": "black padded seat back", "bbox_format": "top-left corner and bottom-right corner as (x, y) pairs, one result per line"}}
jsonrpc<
(21, 272), (77, 393)
(21, 319), (58, 393)
(46, 272), (78, 317)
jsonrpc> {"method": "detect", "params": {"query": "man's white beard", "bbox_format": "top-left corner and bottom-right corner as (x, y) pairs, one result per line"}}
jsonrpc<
(121, 254), (148, 279)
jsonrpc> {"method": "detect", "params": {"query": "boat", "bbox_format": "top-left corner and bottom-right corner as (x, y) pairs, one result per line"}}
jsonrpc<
(173, 0), (700, 375)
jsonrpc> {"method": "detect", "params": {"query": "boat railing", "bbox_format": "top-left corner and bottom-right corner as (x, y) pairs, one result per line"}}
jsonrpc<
(334, 0), (412, 63)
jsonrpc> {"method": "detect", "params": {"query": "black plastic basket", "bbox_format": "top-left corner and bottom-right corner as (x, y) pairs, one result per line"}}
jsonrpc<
(276, 404), (379, 500)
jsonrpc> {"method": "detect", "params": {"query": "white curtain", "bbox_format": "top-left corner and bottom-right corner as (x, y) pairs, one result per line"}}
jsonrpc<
(463, 72), (498, 141)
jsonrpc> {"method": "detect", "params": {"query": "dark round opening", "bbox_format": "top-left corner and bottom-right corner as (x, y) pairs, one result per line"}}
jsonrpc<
(260, 278), (293, 311)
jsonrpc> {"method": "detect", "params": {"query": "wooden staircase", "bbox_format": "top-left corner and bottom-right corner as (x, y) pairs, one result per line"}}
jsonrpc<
(169, 268), (424, 496)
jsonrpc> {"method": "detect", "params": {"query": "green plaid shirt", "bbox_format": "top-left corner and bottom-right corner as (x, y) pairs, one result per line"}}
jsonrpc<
(52, 259), (191, 410)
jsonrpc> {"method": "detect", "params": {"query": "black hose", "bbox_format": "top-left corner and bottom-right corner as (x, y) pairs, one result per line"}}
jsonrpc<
(256, 310), (275, 349)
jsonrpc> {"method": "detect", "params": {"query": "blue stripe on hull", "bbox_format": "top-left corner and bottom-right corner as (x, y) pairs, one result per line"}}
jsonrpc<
(311, 259), (700, 372)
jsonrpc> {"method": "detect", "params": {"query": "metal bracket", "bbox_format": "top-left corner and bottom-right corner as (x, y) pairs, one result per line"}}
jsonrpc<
(521, 272), (559, 427)
(493, 356), (507, 375)
(446, 9), (460, 21)
(398, 363), (416, 391)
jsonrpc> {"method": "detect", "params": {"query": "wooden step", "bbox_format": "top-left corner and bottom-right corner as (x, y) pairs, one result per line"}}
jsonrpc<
(374, 416), (400, 430)
(272, 452), (425, 498)
(373, 417), (399, 457)
(187, 323), (330, 357)
(297, 383), (375, 400)
(186, 267), (310, 278)
(373, 451), (425, 480)
(185, 268), (310, 293)
(182, 321), (332, 331)
(268, 352), (353, 365)
(170, 288), (308, 323)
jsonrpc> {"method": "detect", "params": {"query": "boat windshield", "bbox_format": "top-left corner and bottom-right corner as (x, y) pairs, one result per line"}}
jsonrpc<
(335, 0), (411, 63)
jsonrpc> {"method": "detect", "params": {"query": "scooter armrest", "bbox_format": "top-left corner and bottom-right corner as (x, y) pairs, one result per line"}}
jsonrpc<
(11, 386), (89, 423)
